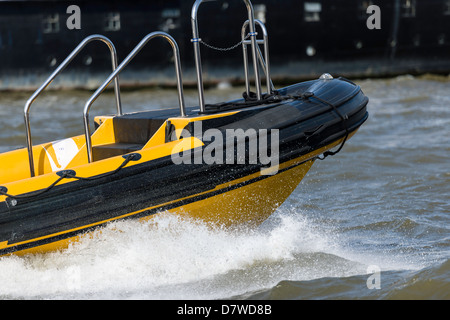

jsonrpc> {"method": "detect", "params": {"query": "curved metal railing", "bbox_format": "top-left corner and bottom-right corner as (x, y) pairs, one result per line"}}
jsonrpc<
(24, 34), (122, 177)
(242, 19), (274, 96)
(83, 31), (186, 163)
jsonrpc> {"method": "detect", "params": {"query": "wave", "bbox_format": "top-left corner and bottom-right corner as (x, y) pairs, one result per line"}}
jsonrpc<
(1, 205), (438, 300)
(0, 210), (368, 299)
(247, 258), (450, 300)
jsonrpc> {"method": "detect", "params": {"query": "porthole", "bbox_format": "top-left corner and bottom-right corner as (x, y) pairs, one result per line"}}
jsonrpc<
(306, 45), (316, 57)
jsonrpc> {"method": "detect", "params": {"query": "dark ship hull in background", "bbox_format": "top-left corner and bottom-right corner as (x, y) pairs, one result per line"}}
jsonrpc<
(1, 0), (450, 90)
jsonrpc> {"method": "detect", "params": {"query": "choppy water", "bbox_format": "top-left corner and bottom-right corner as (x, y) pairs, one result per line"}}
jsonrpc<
(0, 75), (449, 300)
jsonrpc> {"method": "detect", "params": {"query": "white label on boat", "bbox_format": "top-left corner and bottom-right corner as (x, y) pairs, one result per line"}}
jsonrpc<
(44, 138), (79, 171)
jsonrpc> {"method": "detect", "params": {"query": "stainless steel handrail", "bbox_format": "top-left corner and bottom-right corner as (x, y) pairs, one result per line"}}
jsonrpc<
(24, 34), (122, 177)
(83, 31), (186, 163)
(242, 19), (274, 96)
(191, 0), (262, 112)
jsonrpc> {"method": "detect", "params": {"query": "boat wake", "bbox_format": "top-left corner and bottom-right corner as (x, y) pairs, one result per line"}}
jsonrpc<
(0, 206), (429, 300)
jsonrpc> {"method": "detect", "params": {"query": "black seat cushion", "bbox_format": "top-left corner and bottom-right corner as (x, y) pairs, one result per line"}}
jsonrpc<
(113, 113), (166, 144)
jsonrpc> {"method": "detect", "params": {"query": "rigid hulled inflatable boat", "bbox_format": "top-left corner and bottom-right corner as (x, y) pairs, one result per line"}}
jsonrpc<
(0, 0), (368, 256)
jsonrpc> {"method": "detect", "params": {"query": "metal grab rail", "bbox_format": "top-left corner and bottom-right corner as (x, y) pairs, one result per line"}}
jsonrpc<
(83, 31), (186, 163)
(24, 35), (122, 177)
(241, 19), (274, 97)
(191, 0), (262, 112)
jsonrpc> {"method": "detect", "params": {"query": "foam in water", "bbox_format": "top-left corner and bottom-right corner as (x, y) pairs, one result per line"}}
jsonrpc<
(0, 210), (351, 299)
(0, 207), (428, 300)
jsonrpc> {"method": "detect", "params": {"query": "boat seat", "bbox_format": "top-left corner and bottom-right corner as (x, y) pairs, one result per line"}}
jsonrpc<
(93, 112), (166, 161)
(93, 143), (144, 160)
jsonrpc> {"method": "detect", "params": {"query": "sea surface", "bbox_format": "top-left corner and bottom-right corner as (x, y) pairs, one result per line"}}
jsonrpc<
(0, 75), (448, 300)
